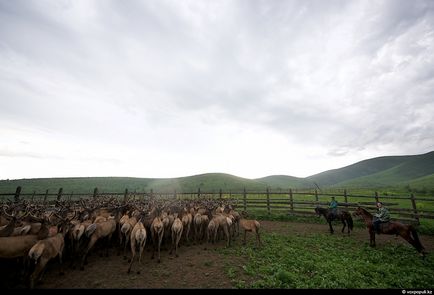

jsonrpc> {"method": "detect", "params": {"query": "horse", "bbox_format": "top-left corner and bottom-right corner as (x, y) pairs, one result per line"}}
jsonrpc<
(353, 207), (427, 257)
(314, 206), (353, 235)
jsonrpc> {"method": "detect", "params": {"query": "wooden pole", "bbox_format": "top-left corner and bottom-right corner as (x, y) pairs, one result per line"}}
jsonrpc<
(410, 193), (419, 225)
(266, 187), (271, 215)
(314, 189), (319, 202)
(344, 189), (348, 208)
(123, 188), (128, 203)
(14, 186), (21, 203)
(219, 188), (223, 200)
(93, 187), (98, 199)
(289, 189), (294, 212)
(44, 189), (48, 204)
(57, 188), (63, 201)
(374, 191), (379, 203)
(243, 187), (247, 212)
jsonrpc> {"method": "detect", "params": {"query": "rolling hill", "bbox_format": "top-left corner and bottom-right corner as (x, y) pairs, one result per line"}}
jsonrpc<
(309, 151), (434, 189)
(0, 151), (433, 194)
(0, 173), (270, 195)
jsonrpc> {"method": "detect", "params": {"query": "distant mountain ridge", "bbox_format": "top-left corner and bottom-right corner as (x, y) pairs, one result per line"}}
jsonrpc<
(0, 151), (433, 194)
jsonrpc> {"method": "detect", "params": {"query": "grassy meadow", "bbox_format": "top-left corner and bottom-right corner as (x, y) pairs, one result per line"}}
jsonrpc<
(219, 230), (434, 289)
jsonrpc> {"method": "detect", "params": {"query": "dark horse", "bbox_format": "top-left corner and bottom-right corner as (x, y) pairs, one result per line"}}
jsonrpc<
(353, 207), (427, 257)
(314, 206), (353, 235)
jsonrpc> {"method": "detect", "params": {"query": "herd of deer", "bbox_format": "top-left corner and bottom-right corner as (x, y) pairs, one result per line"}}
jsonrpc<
(0, 196), (262, 288)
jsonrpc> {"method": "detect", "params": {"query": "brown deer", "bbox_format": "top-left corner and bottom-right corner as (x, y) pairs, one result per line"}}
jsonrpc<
(127, 215), (147, 274)
(240, 211), (262, 248)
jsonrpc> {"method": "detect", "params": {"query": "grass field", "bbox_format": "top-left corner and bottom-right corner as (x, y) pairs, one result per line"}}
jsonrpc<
(218, 228), (434, 288)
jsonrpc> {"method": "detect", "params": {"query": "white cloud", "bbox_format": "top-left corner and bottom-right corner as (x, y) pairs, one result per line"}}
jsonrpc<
(1, 0), (433, 180)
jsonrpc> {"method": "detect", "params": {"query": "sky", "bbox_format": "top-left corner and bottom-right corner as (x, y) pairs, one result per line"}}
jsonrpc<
(1, 0), (434, 180)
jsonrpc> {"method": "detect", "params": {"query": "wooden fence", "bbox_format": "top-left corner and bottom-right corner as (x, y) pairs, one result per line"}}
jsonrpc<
(1, 186), (434, 225)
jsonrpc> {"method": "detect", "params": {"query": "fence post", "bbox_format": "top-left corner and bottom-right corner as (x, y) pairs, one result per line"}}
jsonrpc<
(219, 188), (222, 200)
(93, 187), (98, 199)
(266, 187), (271, 215)
(197, 188), (201, 199)
(314, 189), (319, 202)
(31, 191), (35, 202)
(289, 189), (294, 212)
(57, 188), (63, 201)
(243, 187), (247, 212)
(44, 189), (48, 204)
(123, 188), (128, 203)
(374, 191), (379, 203)
(410, 193), (419, 225)
(14, 186), (21, 203)
(344, 189), (348, 208)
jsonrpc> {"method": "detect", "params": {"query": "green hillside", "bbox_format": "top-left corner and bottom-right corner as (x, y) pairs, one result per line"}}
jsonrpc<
(407, 174), (434, 190)
(1, 151), (433, 195)
(254, 175), (312, 190)
(307, 151), (434, 188)
(0, 173), (268, 195)
(306, 156), (412, 187)
(330, 152), (434, 188)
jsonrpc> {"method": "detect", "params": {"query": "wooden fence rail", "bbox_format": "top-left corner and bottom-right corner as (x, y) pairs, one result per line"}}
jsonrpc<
(1, 186), (434, 224)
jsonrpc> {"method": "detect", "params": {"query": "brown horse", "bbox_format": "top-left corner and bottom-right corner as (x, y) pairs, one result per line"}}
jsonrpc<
(353, 207), (427, 257)
(314, 206), (353, 235)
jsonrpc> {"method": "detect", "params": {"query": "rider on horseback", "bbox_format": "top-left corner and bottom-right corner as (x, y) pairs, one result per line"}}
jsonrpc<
(373, 202), (390, 234)
(329, 197), (338, 219)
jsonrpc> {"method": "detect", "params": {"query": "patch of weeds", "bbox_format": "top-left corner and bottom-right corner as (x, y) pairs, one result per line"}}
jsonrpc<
(227, 266), (237, 279)
(233, 279), (247, 289)
(230, 231), (434, 289)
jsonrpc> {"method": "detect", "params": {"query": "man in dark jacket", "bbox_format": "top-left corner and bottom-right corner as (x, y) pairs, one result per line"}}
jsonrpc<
(373, 202), (390, 234)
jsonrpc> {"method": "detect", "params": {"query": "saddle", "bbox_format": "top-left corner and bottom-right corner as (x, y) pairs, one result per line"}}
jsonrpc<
(376, 221), (390, 234)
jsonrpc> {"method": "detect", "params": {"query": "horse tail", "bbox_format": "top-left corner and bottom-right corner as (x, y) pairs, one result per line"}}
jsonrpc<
(409, 225), (425, 253)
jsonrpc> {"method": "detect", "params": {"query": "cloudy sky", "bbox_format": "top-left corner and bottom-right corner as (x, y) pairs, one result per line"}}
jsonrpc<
(1, 0), (433, 180)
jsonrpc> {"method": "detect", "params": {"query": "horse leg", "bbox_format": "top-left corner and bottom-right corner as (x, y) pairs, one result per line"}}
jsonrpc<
(400, 232), (421, 253)
(369, 230), (376, 247)
(341, 220), (346, 234)
(328, 220), (334, 234)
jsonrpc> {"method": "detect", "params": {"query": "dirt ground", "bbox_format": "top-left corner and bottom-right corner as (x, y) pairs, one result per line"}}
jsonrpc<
(2, 220), (433, 289)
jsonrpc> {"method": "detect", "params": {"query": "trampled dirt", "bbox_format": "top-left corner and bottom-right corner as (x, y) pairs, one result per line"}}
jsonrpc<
(2, 220), (433, 289)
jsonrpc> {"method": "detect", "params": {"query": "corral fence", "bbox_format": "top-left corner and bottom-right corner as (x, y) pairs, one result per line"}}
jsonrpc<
(1, 186), (434, 225)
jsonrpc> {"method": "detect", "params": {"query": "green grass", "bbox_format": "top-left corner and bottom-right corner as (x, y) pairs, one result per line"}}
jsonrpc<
(219, 231), (434, 288)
